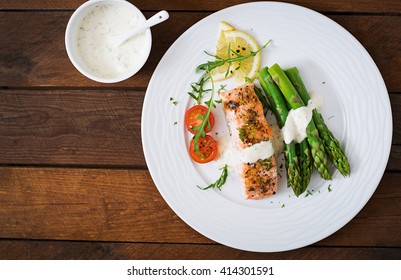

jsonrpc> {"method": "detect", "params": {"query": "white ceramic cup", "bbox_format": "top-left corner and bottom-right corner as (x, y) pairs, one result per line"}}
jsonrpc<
(65, 0), (152, 83)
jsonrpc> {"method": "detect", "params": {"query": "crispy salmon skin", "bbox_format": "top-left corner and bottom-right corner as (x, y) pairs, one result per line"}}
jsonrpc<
(220, 83), (278, 199)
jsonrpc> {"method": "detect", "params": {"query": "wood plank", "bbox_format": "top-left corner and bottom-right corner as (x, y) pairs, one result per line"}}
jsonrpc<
(388, 146), (401, 171)
(1, 0), (400, 13)
(0, 90), (399, 168)
(391, 94), (401, 145)
(0, 240), (400, 260)
(0, 12), (400, 91)
(0, 90), (145, 167)
(0, 167), (209, 243)
(0, 167), (399, 247)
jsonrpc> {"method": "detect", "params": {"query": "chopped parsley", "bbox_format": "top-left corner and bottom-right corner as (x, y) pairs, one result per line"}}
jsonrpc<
(305, 190), (313, 197)
(238, 127), (246, 142)
(169, 97), (178, 105)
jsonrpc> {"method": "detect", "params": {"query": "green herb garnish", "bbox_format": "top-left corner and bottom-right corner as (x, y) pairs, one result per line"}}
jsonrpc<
(169, 97), (179, 105)
(196, 40), (271, 73)
(191, 71), (216, 153)
(188, 75), (211, 105)
(238, 127), (246, 142)
(305, 190), (313, 197)
(197, 165), (228, 191)
(190, 114), (211, 133)
(254, 84), (271, 112)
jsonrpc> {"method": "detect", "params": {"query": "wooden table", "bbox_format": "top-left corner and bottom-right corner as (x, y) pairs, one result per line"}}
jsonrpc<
(0, 0), (400, 259)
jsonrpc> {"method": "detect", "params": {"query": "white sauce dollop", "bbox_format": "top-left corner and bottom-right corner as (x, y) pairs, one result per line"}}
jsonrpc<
(77, 3), (148, 79)
(214, 136), (274, 168)
(282, 107), (312, 144)
(241, 141), (274, 163)
(282, 91), (324, 144)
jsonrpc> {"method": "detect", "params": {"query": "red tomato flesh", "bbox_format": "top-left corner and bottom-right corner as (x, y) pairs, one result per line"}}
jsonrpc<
(189, 135), (218, 163)
(185, 105), (215, 134)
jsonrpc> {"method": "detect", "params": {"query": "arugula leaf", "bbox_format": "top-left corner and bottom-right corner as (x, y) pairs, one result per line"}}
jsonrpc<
(197, 165), (228, 191)
(192, 70), (216, 153)
(188, 75), (211, 105)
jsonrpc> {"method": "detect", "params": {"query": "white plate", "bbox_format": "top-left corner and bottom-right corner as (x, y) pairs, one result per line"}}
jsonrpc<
(141, 2), (392, 252)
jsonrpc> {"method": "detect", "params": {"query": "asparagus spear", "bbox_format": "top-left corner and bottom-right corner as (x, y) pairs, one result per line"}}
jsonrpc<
(297, 138), (313, 194)
(281, 89), (313, 195)
(254, 84), (271, 114)
(285, 67), (350, 176)
(257, 67), (303, 196)
(268, 63), (332, 180)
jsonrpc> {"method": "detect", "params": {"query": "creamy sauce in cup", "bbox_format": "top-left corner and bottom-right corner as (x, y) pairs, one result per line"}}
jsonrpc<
(77, 2), (148, 79)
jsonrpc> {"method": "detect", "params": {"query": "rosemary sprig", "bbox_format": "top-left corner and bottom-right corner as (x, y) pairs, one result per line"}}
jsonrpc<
(197, 165), (228, 190)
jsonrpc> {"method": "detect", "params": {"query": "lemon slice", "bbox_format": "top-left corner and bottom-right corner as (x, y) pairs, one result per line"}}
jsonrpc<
(224, 30), (261, 84)
(209, 22), (235, 81)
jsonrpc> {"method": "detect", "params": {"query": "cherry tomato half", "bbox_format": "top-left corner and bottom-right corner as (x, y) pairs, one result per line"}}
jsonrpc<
(184, 105), (215, 134)
(189, 135), (218, 164)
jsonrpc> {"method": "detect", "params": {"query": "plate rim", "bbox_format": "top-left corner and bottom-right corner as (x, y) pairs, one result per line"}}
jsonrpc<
(141, 1), (392, 252)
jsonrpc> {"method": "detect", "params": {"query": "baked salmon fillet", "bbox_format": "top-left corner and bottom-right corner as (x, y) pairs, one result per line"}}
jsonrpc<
(220, 83), (278, 199)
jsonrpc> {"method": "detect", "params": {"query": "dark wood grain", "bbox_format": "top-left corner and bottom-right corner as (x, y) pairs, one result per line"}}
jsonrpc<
(0, 89), (145, 167)
(1, 0), (401, 13)
(0, 167), (209, 243)
(0, 240), (400, 260)
(0, 12), (400, 91)
(0, 0), (400, 260)
(0, 166), (399, 247)
(391, 94), (401, 145)
(388, 146), (401, 171)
